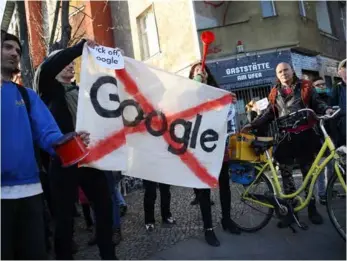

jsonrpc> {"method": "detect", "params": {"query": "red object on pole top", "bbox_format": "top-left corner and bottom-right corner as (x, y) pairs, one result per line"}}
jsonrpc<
(200, 31), (215, 71)
(237, 40), (243, 45)
(201, 31), (215, 45)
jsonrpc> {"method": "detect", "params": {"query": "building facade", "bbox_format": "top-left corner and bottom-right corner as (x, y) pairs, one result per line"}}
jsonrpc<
(110, 0), (201, 75)
(109, 0), (345, 124)
(195, 0), (346, 124)
(2, 1), (345, 124)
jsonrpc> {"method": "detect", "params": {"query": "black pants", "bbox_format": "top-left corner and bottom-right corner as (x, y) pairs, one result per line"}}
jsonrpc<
(50, 158), (115, 260)
(197, 162), (231, 229)
(143, 180), (171, 224)
(1, 194), (47, 260)
(274, 129), (320, 195)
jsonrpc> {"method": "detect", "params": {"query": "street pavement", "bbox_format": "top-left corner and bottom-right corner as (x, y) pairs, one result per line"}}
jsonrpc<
(68, 183), (346, 260)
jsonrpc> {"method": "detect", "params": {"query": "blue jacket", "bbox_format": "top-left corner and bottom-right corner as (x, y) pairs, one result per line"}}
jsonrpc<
(330, 81), (346, 147)
(1, 81), (63, 186)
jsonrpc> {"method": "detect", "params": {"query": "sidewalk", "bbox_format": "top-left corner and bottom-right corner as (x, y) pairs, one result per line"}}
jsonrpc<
(148, 208), (346, 260)
(71, 185), (345, 260)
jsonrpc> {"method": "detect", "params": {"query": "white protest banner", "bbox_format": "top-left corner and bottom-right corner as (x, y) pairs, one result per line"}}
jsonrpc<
(77, 44), (233, 188)
(88, 45), (124, 70)
(76, 45), (128, 170)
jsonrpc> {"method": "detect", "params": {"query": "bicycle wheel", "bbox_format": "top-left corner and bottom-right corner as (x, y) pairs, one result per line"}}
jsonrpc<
(326, 166), (346, 241)
(230, 172), (274, 232)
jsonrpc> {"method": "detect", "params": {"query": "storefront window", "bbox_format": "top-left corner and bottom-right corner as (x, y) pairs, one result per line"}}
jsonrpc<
(233, 85), (272, 127)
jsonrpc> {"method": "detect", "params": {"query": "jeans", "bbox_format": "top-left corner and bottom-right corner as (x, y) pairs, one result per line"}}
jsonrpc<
(317, 160), (334, 197)
(1, 194), (47, 260)
(116, 187), (126, 206)
(105, 171), (121, 229)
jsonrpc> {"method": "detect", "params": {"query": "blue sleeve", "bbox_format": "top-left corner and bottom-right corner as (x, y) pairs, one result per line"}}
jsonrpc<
(27, 88), (63, 155)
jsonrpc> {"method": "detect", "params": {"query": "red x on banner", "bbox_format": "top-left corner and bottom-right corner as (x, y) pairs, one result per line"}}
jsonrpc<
(80, 69), (232, 187)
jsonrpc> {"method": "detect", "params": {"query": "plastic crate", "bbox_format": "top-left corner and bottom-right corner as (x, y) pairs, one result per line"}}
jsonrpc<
(228, 133), (271, 162)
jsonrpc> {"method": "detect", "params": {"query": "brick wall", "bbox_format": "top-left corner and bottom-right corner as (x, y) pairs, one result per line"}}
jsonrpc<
(290, 52), (320, 79)
(291, 52), (340, 80)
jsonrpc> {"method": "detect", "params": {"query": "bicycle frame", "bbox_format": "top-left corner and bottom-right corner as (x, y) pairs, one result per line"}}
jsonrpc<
(242, 121), (346, 213)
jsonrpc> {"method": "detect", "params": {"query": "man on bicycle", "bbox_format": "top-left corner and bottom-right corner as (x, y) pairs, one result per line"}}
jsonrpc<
(244, 62), (333, 227)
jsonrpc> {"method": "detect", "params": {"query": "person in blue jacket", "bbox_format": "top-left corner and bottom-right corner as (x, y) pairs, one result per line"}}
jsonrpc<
(0, 30), (87, 259)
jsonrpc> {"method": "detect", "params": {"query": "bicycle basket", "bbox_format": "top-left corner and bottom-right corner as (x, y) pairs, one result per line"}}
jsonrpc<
(229, 162), (255, 185)
(228, 133), (270, 162)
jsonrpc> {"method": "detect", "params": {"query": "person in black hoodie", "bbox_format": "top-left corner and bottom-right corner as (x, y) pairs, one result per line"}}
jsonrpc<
(188, 62), (241, 247)
(34, 39), (116, 260)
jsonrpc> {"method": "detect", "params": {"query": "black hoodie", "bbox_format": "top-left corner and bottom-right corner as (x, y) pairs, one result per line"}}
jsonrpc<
(34, 40), (86, 134)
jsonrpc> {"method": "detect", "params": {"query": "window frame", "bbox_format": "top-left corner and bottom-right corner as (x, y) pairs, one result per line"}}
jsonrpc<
(137, 4), (161, 61)
(315, 0), (333, 35)
(299, 0), (306, 17)
(260, 0), (277, 18)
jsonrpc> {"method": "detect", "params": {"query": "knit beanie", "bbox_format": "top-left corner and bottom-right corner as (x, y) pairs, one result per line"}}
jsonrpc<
(1, 30), (22, 55)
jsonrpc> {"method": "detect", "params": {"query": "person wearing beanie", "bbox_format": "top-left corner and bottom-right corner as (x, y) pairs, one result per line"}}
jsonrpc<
(1, 30), (64, 259)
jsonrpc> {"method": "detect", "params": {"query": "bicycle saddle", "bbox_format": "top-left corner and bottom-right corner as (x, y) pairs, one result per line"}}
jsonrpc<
(251, 137), (274, 155)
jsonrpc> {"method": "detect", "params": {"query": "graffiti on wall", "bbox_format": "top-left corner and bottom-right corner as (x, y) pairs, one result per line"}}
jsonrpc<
(207, 44), (222, 55)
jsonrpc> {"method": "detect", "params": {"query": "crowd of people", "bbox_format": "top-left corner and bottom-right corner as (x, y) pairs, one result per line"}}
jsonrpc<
(1, 28), (346, 260)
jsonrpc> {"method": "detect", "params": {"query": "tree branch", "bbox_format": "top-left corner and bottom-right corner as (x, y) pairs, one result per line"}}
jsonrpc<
(15, 1), (34, 88)
(60, 0), (72, 49)
(49, 0), (61, 51)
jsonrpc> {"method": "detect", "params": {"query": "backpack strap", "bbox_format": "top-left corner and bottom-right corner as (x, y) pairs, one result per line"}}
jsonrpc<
(16, 83), (31, 115)
(15, 83), (45, 172)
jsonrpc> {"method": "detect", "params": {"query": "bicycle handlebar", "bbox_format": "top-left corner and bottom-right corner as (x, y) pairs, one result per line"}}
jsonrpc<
(288, 106), (341, 121)
(235, 106), (341, 137)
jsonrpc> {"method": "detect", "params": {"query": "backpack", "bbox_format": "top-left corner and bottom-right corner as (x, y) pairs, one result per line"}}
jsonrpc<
(15, 83), (50, 172)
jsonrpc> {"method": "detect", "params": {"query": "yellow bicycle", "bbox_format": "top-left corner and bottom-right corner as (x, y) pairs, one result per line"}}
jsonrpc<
(228, 108), (346, 240)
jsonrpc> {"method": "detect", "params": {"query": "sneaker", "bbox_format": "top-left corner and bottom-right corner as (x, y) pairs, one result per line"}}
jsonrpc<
(163, 216), (176, 225)
(145, 223), (155, 231)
